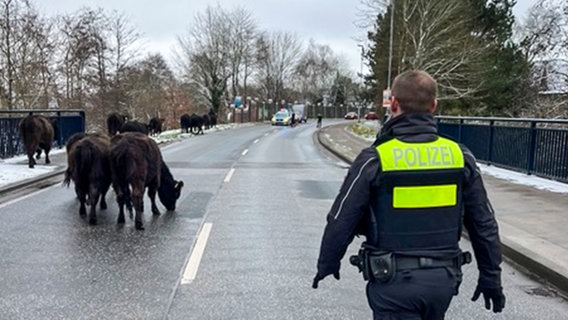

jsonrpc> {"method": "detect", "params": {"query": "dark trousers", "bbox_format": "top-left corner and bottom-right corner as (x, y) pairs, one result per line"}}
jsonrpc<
(366, 268), (459, 320)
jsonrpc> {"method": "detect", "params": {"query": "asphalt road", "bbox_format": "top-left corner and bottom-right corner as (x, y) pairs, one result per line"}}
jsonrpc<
(0, 122), (567, 319)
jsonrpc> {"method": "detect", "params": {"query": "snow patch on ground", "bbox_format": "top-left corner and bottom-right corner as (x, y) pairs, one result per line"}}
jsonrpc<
(478, 163), (568, 194)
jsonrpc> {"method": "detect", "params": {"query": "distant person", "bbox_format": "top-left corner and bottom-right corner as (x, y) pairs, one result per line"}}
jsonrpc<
(312, 70), (505, 319)
(316, 114), (322, 128)
(290, 112), (296, 127)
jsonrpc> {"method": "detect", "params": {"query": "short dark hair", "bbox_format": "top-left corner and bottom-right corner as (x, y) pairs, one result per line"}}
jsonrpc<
(391, 70), (437, 113)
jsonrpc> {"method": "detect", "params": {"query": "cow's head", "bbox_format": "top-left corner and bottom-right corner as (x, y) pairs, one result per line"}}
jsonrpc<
(158, 161), (184, 211)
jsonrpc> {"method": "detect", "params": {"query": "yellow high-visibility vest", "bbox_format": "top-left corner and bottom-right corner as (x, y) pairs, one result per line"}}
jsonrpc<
(376, 137), (464, 209)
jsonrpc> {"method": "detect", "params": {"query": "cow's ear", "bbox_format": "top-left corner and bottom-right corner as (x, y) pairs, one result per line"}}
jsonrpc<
(175, 181), (184, 189)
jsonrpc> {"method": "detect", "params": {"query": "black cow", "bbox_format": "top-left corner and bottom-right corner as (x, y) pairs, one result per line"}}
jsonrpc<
(148, 117), (165, 136)
(63, 133), (112, 225)
(18, 115), (55, 168)
(110, 132), (184, 230)
(121, 120), (149, 135)
(189, 113), (204, 135)
(180, 113), (204, 135)
(209, 110), (217, 127)
(107, 113), (128, 136)
(202, 114), (211, 130)
(180, 113), (191, 133)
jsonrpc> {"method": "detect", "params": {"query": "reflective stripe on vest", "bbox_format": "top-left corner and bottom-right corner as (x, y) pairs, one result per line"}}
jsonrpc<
(377, 137), (464, 209)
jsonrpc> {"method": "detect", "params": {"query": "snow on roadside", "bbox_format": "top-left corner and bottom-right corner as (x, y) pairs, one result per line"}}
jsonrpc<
(478, 163), (568, 194)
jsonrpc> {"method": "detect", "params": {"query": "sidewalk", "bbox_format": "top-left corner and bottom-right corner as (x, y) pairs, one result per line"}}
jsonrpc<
(317, 122), (568, 297)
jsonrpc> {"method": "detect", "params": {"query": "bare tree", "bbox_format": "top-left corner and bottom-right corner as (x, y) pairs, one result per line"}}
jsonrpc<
(120, 53), (174, 120)
(56, 8), (106, 109)
(0, 0), (57, 109)
(396, 0), (488, 100)
(293, 39), (342, 104)
(255, 30), (302, 105)
(355, 0), (387, 30)
(226, 7), (256, 105)
(106, 10), (141, 112)
(516, 0), (568, 117)
(517, 0), (568, 63)
(176, 5), (233, 114)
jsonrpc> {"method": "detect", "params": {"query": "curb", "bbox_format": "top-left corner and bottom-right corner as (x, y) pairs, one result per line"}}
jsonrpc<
(316, 126), (357, 164)
(0, 167), (67, 197)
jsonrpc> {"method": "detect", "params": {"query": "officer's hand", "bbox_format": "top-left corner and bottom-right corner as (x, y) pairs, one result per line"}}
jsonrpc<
(311, 271), (340, 289)
(471, 286), (505, 313)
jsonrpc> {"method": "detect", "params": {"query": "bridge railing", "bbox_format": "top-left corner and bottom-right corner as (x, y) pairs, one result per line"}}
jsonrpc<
(436, 116), (568, 183)
(0, 109), (85, 159)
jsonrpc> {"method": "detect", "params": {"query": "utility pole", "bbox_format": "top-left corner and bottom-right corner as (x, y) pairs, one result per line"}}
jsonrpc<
(387, 0), (395, 90)
(357, 44), (364, 122)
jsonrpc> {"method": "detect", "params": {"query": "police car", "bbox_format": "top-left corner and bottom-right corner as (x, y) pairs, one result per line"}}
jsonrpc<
(271, 109), (291, 126)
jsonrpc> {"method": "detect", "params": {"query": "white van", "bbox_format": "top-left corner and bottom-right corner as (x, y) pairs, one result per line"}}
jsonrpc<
(291, 104), (307, 123)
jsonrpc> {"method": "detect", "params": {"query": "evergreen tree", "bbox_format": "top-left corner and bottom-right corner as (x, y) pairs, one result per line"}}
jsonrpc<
(366, 0), (531, 116)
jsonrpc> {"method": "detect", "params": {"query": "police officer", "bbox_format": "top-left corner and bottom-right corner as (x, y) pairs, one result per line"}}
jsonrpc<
(312, 70), (505, 319)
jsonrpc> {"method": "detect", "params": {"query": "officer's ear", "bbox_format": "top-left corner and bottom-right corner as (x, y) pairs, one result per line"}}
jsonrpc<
(390, 96), (400, 116)
(428, 99), (438, 114)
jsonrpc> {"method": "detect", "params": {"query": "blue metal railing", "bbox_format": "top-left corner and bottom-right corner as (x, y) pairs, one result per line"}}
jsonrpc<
(437, 116), (568, 183)
(0, 109), (85, 159)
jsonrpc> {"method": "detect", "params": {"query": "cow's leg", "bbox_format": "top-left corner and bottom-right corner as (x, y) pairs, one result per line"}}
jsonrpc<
(88, 197), (98, 225)
(100, 186), (108, 210)
(35, 148), (42, 160)
(27, 150), (35, 168)
(132, 186), (145, 230)
(124, 189), (133, 220)
(88, 187), (100, 225)
(114, 184), (126, 224)
(77, 191), (87, 216)
(148, 185), (160, 216)
(44, 148), (51, 164)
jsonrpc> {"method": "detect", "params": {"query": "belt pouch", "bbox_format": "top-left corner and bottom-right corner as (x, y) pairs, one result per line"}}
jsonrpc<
(368, 252), (395, 283)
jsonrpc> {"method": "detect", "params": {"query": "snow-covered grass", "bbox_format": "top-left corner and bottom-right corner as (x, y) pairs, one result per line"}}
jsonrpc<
(348, 121), (380, 141)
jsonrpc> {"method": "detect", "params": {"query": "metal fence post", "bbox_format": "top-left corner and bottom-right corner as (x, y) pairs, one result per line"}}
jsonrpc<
(488, 120), (495, 165)
(527, 121), (537, 175)
(458, 119), (463, 142)
(56, 111), (63, 147)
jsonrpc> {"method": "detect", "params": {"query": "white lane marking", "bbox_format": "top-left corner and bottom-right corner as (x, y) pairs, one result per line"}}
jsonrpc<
(241, 149), (249, 156)
(253, 139), (259, 144)
(224, 168), (235, 182)
(181, 222), (213, 284)
(0, 184), (57, 209)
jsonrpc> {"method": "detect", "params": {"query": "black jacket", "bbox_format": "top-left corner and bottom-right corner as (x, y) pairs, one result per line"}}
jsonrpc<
(316, 112), (502, 289)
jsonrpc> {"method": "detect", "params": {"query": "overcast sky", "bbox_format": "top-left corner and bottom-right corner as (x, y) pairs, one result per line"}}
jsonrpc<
(40, 0), (536, 73)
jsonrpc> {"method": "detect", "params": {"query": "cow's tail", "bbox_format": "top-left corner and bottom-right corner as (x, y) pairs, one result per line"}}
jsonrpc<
(111, 142), (136, 194)
(111, 142), (136, 215)
(19, 118), (37, 149)
(67, 143), (93, 193)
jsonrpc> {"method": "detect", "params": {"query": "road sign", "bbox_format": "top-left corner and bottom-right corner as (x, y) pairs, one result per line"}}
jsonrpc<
(382, 89), (391, 108)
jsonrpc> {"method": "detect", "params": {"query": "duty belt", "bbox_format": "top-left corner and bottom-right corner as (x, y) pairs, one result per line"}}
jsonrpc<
(350, 249), (472, 282)
(395, 253), (472, 270)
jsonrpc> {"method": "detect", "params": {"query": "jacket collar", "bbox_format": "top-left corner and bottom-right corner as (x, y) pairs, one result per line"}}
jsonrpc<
(376, 112), (438, 143)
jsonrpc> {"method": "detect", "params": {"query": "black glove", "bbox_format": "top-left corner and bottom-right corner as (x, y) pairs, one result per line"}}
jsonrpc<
(471, 286), (505, 313)
(312, 271), (340, 289)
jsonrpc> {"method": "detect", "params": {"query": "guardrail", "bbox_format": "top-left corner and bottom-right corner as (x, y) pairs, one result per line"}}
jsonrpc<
(0, 109), (85, 159)
(436, 116), (568, 183)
